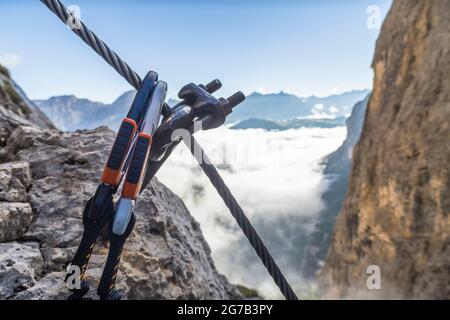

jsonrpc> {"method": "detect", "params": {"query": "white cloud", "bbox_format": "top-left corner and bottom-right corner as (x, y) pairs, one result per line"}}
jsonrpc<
(309, 104), (335, 119)
(329, 106), (339, 113)
(257, 86), (278, 94)
(258, 86), (268, 94)
(331, 82), (344, 94)
(313, 104), (324, 111)
(0, 53), (22, 68)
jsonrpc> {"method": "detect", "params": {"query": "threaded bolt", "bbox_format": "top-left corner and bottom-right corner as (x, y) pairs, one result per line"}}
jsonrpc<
(205, 79), (222, 94)
(227, 91), (246, 109)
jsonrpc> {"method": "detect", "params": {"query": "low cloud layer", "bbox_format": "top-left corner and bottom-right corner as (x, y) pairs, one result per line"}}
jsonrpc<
(157, 126), (346, 298)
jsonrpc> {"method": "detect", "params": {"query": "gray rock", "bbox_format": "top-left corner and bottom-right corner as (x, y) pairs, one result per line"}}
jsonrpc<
(10, 78), (55, 130)
(13, 272), (67, 300)
(0, 68), (55, 160)
(0, 242), (43, 299)
(0, 161), (32, 202)
(14, 266), (126, 300)
(0, 202), (33, 242)
(0, 76), (240, 299)
(0, 106), (35, 159)
(0, 70), (54, 130)
(16, 125), (239, 298)
(324, 96), (370, 176)
(40, 247), (77, 273)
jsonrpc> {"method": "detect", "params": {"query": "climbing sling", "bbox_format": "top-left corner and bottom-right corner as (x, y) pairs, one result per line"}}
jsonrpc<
(41, 0), (299, 300)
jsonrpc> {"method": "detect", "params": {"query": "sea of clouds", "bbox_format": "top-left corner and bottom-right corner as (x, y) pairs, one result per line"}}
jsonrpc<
(157, 126), (346, 298)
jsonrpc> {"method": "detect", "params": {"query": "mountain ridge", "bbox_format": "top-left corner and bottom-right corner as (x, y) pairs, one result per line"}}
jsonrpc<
(34, 89), (370, 131)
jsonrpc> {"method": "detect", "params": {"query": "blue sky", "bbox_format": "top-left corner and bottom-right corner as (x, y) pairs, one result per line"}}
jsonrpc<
(0, 0), (391, 103)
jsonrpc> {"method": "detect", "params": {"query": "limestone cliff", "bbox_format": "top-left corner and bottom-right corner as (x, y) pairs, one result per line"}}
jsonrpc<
(320, 0), (450, 299)
(302, 95), (369, 278)
(0, 65), (239, 300)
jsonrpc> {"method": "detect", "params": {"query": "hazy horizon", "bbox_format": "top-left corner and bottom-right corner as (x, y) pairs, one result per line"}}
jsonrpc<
(32, 86), (371, 105)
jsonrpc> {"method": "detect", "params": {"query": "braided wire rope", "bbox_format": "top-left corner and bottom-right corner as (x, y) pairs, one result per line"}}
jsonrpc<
(40, 0), (299, 300)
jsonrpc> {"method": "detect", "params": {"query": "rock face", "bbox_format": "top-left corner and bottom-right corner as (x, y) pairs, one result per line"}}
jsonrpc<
(323, 96), (370, 177)
(0, 68), (54, 136)
(320, 0), (450, 299)
(0, 201), (33, 243)
(302, 96), (369, 277)
(0, 65), (239, 300)
(0, 242), (43, 299)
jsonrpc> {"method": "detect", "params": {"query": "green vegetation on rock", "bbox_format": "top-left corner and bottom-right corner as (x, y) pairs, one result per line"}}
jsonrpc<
(3, 81), (23, 106)
(0, 64), (10, 78)
(0, 78), (29, 117)
(236, 285), (260, 299)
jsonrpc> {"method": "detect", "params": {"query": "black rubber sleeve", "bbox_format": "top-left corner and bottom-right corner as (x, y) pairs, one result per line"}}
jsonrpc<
(125, 135), (151, 185)
(97, 214), (136, 300)
(66, 197), (113, 284)
(106, 120), (136, 171)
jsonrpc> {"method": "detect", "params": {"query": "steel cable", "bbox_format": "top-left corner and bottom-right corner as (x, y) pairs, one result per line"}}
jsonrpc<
(40, 0), (299, 300)
(185, 137), (299, 300)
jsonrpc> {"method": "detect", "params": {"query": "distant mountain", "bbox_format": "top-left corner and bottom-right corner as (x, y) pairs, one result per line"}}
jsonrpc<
(227, 89), (370, 123)
(34, 91), (136, 131)
(34, 89), (369, 131)
(323, 97), (369, 175)
(231, 117), (348, 131)
(231, 118), (283, 130)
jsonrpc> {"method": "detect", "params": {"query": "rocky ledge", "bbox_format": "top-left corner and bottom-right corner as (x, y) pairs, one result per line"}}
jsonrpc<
(0, 66), (240, 300)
